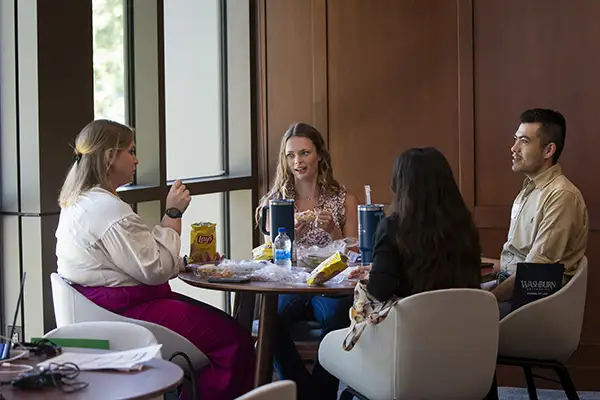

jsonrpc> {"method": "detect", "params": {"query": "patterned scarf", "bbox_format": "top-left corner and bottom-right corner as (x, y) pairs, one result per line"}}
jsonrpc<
(342, 280), (401, 351)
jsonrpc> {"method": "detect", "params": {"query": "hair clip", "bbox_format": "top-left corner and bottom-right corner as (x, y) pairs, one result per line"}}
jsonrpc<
(73, 153), (82, 162)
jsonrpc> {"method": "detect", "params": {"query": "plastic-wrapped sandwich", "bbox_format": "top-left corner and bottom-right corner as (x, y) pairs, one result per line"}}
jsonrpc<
(295, 210), (317, 224)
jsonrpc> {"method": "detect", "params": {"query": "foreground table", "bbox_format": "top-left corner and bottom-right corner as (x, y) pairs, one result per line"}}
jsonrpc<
(178, 272), (356, 386)
(0, 348), (184, 400)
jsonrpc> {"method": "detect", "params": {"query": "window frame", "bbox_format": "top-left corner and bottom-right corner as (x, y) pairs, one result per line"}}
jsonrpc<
(116, 0), (262, 264)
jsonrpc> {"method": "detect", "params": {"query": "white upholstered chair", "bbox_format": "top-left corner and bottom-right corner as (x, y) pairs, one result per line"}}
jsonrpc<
(44, 320), (159, 352)
(235, 380), (296, 400)
(44, 321), (165, 400)
(495, 256), (588, 400)
(50, 272), (208, 398)
(319, 288), (499, 400)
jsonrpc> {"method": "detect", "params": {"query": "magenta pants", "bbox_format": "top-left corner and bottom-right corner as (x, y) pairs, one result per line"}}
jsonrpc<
(74, 282), (256, 400)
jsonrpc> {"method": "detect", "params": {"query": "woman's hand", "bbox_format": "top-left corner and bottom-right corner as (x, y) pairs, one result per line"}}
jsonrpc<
(316, 210), (343, 240)
(166, 179), (191, 213)
(348, 265), (372, 280)
(198, 252), (225, 264)
(185, 252), (225, 271)
(295, 220), (311, 238)
(316, 210), (336, 234)
(161, 179), (189, 235)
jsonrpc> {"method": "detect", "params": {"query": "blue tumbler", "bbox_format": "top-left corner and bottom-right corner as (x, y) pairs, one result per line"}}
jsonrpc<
(260, 199), (295, 245)
(358, 204), (385, 263)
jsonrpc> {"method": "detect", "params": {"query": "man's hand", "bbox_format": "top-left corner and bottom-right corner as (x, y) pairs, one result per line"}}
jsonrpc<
(491, 274), (516, 302)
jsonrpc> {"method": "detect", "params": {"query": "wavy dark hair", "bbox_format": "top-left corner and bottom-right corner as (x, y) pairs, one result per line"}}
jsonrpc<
(389, 147), (481, 292)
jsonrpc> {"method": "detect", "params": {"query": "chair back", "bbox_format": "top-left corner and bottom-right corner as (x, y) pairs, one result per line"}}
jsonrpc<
(50, 273), (209, 370)
(51, 272), (123, 326)
(499, 256), (588, 361)
(321, 288), (498, 400)
(44, 321), (158, 351)
(393, 289), (499, 399)
(235, 380), (296, 400)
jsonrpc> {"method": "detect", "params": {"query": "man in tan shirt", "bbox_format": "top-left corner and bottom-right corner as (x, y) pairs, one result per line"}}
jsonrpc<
(483, 108), (588, 318)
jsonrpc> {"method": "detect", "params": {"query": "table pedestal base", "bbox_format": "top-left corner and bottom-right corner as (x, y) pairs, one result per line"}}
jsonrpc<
(254, 293), (278, 387)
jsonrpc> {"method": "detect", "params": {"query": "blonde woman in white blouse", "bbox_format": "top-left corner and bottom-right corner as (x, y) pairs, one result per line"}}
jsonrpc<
(55, 119), (255, 400)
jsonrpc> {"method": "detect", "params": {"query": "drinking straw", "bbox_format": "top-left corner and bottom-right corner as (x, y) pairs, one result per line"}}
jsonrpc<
(364, 185), (371, 205)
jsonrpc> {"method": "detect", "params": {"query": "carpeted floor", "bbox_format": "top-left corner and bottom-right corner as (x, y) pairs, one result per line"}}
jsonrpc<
(337, 384), (600, 399)
(497, 386), (600, 399)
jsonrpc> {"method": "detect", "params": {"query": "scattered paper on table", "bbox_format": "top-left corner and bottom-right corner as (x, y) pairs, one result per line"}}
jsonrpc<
(37, 344), (163, 371)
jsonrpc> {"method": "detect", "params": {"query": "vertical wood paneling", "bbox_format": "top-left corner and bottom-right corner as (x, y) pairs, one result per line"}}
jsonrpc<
(263, 0), (329, 185)
(457, 0), (475, 211)
(326, 0), (459, 204)
(311, 0), (328, 145)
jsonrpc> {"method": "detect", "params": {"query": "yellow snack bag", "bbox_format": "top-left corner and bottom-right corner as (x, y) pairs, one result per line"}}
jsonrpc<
(306, 252), (349, 286)
(189, 222), (217, 263)
(252, 243), (273, 261)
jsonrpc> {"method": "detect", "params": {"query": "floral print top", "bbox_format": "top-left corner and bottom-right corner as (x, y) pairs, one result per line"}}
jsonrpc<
(289, 185), (347, 247)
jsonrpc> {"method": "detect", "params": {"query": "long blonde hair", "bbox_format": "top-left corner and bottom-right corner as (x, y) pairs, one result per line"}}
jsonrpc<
(58, 119), (134, 208)
(254, 122), (340, 224)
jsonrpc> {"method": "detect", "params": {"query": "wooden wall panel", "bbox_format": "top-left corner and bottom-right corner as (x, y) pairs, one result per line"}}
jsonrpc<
(263, 0), (328, 185)
(473, 0), (600, 229)
(327, 0), (460, 205)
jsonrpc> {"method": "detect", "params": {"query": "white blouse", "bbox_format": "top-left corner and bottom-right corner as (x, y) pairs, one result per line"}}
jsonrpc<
(55, 187), (184, 287)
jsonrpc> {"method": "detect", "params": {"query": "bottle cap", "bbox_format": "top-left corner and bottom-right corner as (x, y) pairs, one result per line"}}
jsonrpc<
(277, 227), (286, 233)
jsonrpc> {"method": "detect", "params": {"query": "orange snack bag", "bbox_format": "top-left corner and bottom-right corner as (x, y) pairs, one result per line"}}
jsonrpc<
(189, 222), (217, 263)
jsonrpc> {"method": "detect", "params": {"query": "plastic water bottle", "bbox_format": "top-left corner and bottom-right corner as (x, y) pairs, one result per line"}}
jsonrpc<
(273, 227), (292, 268)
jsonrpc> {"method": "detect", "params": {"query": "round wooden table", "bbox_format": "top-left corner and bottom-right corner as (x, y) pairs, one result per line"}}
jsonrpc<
(0, 351), (183, 400)
(178, 272), (356, 386)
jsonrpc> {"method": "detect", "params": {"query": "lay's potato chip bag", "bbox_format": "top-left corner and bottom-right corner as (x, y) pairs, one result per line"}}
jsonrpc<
(189, 222), (217, 263)
(306, 252), (349, 286)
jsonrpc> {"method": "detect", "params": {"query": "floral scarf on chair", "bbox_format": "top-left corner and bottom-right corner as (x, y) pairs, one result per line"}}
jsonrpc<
(342, 280), (401, 351)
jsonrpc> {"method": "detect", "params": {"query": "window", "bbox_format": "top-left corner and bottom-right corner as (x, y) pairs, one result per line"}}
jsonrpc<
(92, 0), (127, 124)
(164, 0), (225, 180)
(117, 0), (255, 312)
(0, 0), (256, 339)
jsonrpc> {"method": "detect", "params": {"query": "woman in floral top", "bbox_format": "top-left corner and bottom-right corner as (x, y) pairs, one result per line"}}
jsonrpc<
(255, 122), (359, 400)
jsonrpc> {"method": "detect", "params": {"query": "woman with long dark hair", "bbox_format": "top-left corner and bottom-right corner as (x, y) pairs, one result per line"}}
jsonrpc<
(359, 147), (482, 301)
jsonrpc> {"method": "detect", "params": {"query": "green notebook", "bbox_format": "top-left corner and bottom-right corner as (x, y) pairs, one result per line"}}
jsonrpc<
(32, 337), (110, 350)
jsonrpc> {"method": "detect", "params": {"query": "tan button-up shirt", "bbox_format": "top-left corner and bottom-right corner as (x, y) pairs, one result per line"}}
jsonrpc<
(500, 164), (588, 279)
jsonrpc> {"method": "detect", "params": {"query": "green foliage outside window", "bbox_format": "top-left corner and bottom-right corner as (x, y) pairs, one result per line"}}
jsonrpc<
(92, 0), (126, 124)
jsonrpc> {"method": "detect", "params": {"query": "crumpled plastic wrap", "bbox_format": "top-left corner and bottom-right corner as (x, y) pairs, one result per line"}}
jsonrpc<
(189, 260), (267, 279)
(189, 259), (349, 285)
(251, 264), (309, 285)
(296, 237), (360, 270)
